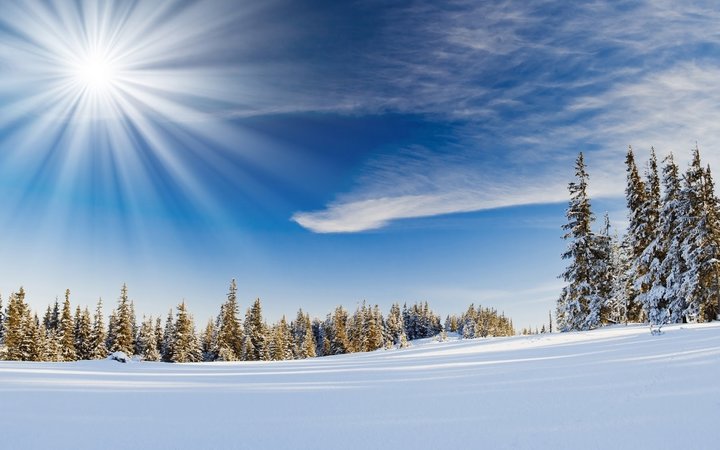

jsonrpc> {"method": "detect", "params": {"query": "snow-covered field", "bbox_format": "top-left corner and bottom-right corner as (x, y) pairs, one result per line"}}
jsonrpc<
(2, 323), (719, 450)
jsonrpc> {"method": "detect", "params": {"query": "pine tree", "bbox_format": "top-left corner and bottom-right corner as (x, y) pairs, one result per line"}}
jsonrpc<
(243, 299), (268, 361)
(216, 279), (242, 360)
(641, 154), (682, 329)
(302, 322), (317, 358)
(110, 284), (135, 356)
(557, 153), (599, 331)
(585, 214), (613, 329)
(74, 307), (92, 360)
(385, 303), (408, 348)
(678, 147), (720, 322)
(89, 298), (108, 359)
(269, 316), (293, 361)
(608, 232), (631, 324)
(200, 318), (217, 362)
(330, 306), (349, 355)
(137, 316), (161, 361)
(5, 288), (29, 360)
(624, 147), (653, 322)
(161, 309), (175, 362)
(58, 289), (77, 361)
(171, 301), (201, 363)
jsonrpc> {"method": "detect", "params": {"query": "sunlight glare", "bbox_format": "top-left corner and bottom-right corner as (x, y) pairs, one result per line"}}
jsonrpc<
(74, 52), (117, 91)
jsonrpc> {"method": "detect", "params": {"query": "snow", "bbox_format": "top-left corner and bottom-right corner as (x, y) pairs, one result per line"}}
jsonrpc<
(108, 351), (130, 363)
(2, 323), (720, 449)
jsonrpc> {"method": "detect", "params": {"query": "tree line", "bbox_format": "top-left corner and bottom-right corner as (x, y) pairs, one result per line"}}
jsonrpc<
(557, 146), (720, 332)
(0, 279), (515, 362)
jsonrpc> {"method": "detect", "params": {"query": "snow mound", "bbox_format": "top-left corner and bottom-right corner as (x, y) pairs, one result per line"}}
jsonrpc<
(108, 351), (130, 363)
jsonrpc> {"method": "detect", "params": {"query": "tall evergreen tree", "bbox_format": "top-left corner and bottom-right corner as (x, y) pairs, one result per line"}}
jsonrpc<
(642, 154), (682, 329)
(243, 299), (268, 361)
(161, 309), (175, 362)
(624, 146), (653, 322)
(585, 214), (614, 328)
(110, 284), (135, 355)
(137, 316), (161, 361)
(171, 302), (201, 363)
(74, 307), (92, 360)
(216, 279), (242, 360)
(58, 289), (77, 361)
(4, 288), (28, 360)
(557, 153), (599, 331)
(200, 318), (217, 362)
(89, 298), (108, 359)
(678, 147), (720, 321)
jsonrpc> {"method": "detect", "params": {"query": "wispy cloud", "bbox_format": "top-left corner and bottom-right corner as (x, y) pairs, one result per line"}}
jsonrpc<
(292, 1), (720, 233)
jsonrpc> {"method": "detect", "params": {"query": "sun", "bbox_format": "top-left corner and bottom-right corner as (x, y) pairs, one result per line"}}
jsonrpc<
(72, 51), (118, 92)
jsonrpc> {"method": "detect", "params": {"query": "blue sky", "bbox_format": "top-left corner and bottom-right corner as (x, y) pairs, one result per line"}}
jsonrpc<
(1, 0), (719, 329)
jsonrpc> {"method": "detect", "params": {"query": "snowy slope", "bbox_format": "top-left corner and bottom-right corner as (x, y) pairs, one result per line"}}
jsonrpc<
(1, 323), (719, 450)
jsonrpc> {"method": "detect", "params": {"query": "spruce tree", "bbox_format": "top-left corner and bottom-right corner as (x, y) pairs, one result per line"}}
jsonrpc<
(74, 307), (92, 360)
(161, 309), (175, 362)
(201, 318), (217, 362)
(4, 289), (24, 360)
(585, 214), (613, 328)
(89, 298), (108, 359)
(642, 154), (682, 329)
(137, 316), (161, 361)
(243, 299), (268, 361)
(171, 301), (201, 363)
(110, 284), (135, 356)
(58, 289), (77, 361)
(330, 306), (349, 355)
(557, 153), (600, 331)
(385, 303), (408, 348)
(624, 147), (653, 322)
(216, 279), (242, 360)
(678, 147), (720, 321)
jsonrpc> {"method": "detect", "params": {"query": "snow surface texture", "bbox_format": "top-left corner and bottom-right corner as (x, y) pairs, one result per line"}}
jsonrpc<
(1, 323), (719, 450)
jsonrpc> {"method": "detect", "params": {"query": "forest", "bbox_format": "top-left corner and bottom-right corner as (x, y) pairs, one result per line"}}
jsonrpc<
(558, 147), (720, 333)
(0, 280), (514, 362)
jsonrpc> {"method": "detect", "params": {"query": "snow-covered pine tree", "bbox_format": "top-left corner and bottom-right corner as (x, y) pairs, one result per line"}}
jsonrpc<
(301, 321), (317, 358)
(678, 147), (720, 322)
(216, 279), (242, 360)
(330, 306), (349, 355)
(243, 298), (269, 361)
(49, 298), (60, 333)
(137, 316), (160, 361)
(584, 214), (614, 329)
(640, 154), (682, 330)
(624, 147), (655, 322)
(384, 303), (408, 348)
(698, 165), (720, 321)
(171, 301), (201, 363)
(89, 298), (108, 360)
(367, 305), (385, 351)
(292, 310), (316, 359)
(607, 231), (631, 324)
(154, 317), (163, 356)
(269, 316), (293, 361)
(74, 307), (92, 360)
(200, 318), (218, 362)
(110, 284), (135, 356)
(161, 309), (175, 362)
(557, 152), (601, 331)
(58, 290), (77, 361)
